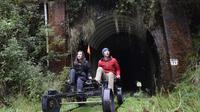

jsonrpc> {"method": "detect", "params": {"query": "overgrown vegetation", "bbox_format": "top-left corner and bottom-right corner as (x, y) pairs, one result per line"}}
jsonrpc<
(187, 24), (200, 68)
(117, 65), (200, 112)
(0, 0), (67, 107)
(1, 0), (200, 111)
(67, 0), (87, 26)
(1, 65), (200, 112)
(0, 96), (41, 112)
(67, 0), (161, 52)
(117, 24), (200, 112)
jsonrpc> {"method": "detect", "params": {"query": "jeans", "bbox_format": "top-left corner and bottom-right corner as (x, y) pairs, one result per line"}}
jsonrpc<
(69, 69), (86, 92)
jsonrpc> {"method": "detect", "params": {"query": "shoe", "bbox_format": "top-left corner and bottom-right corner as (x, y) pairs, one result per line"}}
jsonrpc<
(85, 80), (92, 85)
(70, 86), (75, 92)
(77, 89), (83, 94)
(93, 80), (102, 89)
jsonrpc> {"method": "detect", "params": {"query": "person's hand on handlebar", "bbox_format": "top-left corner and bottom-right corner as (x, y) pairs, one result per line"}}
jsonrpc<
(88, 76), (92, 80)
(115, 75), (121, 84)
(116, 75), (120, 79)
(88, 73), (93, 80)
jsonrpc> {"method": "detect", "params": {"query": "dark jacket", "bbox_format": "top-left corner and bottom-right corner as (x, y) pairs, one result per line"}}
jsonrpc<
(73, 58), (91, 77)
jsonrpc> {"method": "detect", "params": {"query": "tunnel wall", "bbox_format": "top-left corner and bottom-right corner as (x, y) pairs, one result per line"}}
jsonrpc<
(149, 26), (173, 88)
(160, 0), (192, 83)
(88, 14), (173, 89)
(48, 0), (68, 72)
(46, 0), (192, 90)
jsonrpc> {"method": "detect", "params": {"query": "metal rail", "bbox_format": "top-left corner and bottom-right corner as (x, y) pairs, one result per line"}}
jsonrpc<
(61, 100), (102, 104)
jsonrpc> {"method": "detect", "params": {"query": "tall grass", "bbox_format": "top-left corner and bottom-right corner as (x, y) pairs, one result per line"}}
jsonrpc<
(118, 66), (200, 112)
(0, 67), (69, 112)
(0, 95), (40, 112)
(1, 67), (200, 112)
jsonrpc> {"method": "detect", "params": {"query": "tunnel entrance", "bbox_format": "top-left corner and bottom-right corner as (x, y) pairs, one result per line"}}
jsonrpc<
(90, 32), (160, 94)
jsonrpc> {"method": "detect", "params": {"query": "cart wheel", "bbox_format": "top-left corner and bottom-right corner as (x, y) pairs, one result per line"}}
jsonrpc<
(42, 95), (48, 112)
(76, 93), (87, 106)
(116, 87), (123, 105)
(77, 97), (87, 106)
(42, 95), (61, 112)
(42, 90), (61, 112)
(102, 88), (115, 112)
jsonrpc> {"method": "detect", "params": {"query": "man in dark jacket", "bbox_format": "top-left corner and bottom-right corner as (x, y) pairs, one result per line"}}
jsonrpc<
(69, 51), (91, 92)
(95, 48), (121, 92)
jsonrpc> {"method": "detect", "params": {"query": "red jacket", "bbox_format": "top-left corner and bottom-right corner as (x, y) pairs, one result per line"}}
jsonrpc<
(98, 57), (121, 76)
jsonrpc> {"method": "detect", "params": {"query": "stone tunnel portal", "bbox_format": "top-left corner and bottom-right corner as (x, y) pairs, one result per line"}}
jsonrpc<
(89, 32), (160, 94)
(82, 15), (161, 94)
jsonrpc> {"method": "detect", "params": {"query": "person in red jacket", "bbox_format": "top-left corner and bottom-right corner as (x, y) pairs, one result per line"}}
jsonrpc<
(95, 48), (121, 92)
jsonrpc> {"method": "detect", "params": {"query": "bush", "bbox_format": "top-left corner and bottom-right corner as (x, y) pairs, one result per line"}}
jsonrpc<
(0, 38), (61, 103)
(0, 95), (41, 112)
(117, 66), (200, 112)
(0, 1), (68, 105)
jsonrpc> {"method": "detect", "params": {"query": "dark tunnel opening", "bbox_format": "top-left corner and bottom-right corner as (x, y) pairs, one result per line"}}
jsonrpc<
(89, 32), (160, 95)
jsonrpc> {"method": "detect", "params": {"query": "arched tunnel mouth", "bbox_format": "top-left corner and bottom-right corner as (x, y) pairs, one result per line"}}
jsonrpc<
(77, 15), (161, 95)
(86, 32), (160, 95)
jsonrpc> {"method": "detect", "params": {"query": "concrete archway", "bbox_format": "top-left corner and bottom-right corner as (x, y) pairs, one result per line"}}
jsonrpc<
(88, 15), (161, 94)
